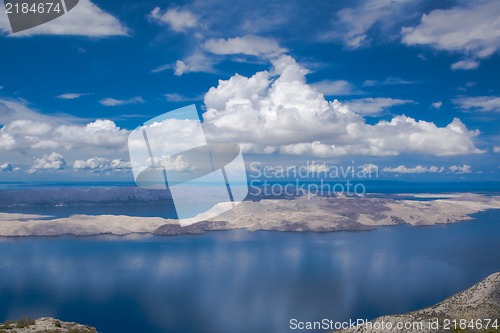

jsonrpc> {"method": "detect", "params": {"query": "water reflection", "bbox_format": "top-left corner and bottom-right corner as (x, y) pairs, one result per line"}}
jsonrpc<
(0, 210), (498, 333)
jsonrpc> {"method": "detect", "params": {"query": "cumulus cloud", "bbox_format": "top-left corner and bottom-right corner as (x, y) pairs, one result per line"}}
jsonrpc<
(382, 165), (444, 174)
(56, 93), (92, 100)
(202, 55), (482, 157)
(99, 97), (144, 107)
(158, 155), (194, 172)
(449, 164), (472, 174)
(203, 35), (286, 57)
(29, 152), (66, 173)
(0, 99), (129, 154)
(0, 0), (127, 37)
(431, 101), (442, 110)
(307, 161), (330, 174)
(451, 60), (480, 71)
(453, 96), (500, 113)
(73, 157), (130, 172)
(402, 1), (500, 66)
(311, 80), (357, 96)
(344, 98), (414, 115)
(493, 146), (500, 153)
(149, 6), (198, 32)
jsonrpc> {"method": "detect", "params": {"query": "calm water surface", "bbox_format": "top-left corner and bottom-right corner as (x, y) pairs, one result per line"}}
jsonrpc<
(0, 210), (498, 333)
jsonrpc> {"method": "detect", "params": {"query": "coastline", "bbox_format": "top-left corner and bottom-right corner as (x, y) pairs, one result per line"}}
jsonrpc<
(0, 193), (498, 237)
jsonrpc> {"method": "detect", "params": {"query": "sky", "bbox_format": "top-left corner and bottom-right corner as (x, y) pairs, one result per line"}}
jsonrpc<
(0, 0), (499, 183)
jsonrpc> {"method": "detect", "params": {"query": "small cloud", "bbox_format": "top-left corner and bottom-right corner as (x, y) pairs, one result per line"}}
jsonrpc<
(307, 161), (330, 173)
(451, 60), (480, 71)
(493, 146), (500, 153)
(158, 155), (194, 172)
(73, 157), (131, 172)
(362, 77), (416, 87)
(453, 96), (500, 113)
(0, 162), (18, 172)
(383, 165), (444, 174)
(312, 80), (357, 96)
(431, 101), (442, 109)
(449, 164), (472, 174)
(173, 52), (216, 76)
(149, 6), (198, 32)
(344, 98), (414, 115)
(56, 93), (92, 100)
(164, 93), (201, 102)
(29, 152), (66, 174)
(203, 35), (286, 58)
(99, 96), (145, 107)
(151, 64), (171, 73)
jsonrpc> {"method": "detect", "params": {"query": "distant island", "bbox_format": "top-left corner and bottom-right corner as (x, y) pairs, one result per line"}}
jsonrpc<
(0, 193), (498, 237)
(335, 272), (500, 333)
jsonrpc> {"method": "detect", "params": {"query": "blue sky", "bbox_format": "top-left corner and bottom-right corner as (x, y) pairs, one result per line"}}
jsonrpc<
(0, 0), (499, 182)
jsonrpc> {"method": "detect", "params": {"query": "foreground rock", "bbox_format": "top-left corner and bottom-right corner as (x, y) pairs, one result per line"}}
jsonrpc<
(0, 193), (498, 237)
(0, 317), (97, 332)
(336, 272), (500, 333)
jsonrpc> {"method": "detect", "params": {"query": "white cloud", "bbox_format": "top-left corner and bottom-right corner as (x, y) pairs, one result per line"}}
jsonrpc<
(453, 96), (500, 113)
(173, 52), (216, 76)
(29, 152), (66, 173)
(99, 97), (144, 107)
(56, 93), (92, 100)
(451, 60), (480, 71)
(73, 157), (130, 172)
(431, 101), (442, 109)
(158, 155), (194, 172)
(0, 162), (20, 172)
(0, 100), (129, 155)
(383, 165), (444, 174)
(361, 163), (379, 175)
(402, 0), (500, 64)
(202, 55), (482, 157)
(449, 164), (472, 174)
(149, 6), (198, 32)
(323, 0), (416, 48)
(307, 161), (330, 174)
(0, 0), (127, 37)
(151, 64), (171, 73)
(362, 77), (416, 87)
(311, 80), (357, 96)
(203, 35), (286, 57)
(493, 146), (500, 153)
(343, 98), (414, 115)
(164, 93), (201, 102)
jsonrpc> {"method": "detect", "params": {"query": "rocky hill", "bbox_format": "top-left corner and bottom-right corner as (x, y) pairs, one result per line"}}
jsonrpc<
(336, 272), (500, 333)
(0, 317), (97, 333)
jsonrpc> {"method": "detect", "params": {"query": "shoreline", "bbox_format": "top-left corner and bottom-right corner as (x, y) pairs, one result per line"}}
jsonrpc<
(0, 193), (498, 237)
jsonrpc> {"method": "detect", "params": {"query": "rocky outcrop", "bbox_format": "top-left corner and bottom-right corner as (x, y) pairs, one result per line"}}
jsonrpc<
(336, 272), (500, 333)
(0, 317), (98, 332)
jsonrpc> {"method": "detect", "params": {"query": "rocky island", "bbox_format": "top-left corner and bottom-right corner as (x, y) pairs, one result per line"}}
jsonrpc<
(0, 193), (497, 237)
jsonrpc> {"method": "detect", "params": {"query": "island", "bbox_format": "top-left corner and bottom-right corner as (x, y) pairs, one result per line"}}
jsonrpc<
(0, 193), (498, 237)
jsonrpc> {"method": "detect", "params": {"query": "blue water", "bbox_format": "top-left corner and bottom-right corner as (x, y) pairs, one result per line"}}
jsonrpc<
(0, 210), (498, 333)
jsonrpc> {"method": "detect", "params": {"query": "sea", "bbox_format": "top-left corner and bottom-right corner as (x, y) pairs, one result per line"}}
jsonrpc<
(0, 181), (498, 333)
